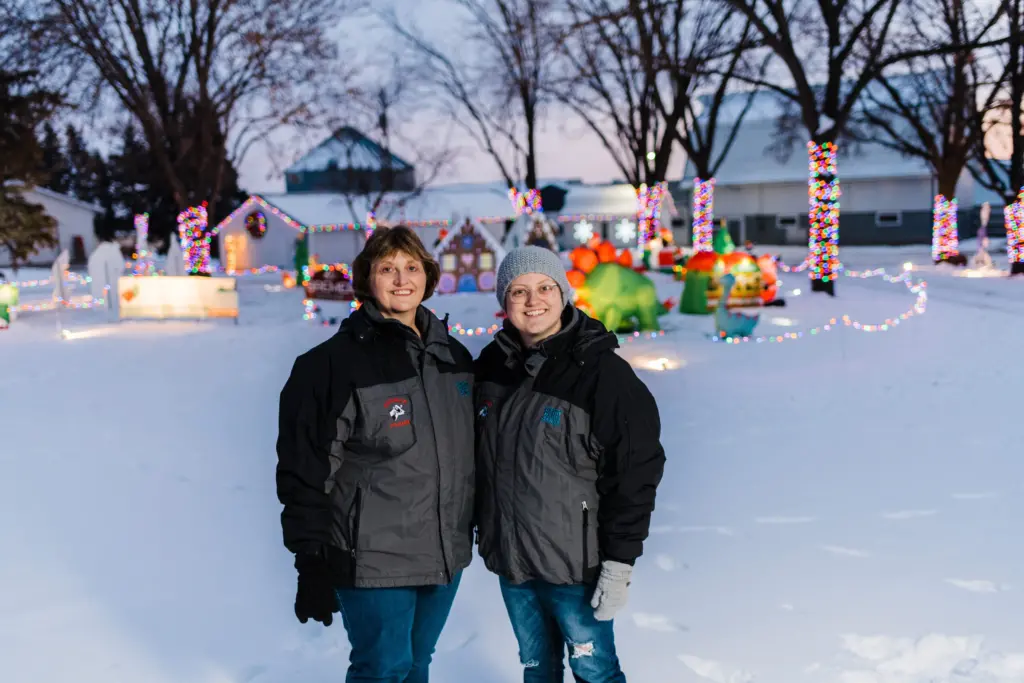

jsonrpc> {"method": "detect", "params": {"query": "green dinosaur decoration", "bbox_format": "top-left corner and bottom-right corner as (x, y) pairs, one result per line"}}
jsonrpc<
(577, 262), (662, 332)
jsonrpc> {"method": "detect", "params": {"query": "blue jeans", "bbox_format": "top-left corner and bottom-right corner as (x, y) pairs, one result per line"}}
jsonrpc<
(499, 577), (626, 683)
(334, 572), (462, 683)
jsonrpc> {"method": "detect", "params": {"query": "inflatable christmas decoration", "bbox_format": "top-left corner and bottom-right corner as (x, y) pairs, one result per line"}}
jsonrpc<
(567, 240), (663, 332)
(715, 273), (759, 338)
(679, 225), (780, 314)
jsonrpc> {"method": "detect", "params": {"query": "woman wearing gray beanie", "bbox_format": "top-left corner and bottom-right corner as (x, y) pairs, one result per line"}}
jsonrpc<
(475, 246), (666, 682)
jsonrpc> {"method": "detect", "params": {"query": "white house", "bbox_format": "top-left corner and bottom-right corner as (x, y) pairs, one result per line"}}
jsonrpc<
(680, 90), (993, 246)
(0, 186), (102, 267)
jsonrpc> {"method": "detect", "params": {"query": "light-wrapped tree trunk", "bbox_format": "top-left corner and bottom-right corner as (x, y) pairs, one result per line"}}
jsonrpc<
(692, 178), (715, 253)
(807, 141), (840, 295)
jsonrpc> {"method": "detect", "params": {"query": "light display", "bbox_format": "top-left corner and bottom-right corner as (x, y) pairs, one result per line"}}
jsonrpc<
(1006, 188), (1024, 270)
(177, 203), (212, 274)
(573, 220), (595, 243)
(712, 266), (927, 344)
(807, 141), (840, 290)
(224, 234), (240, 273)
(132, 213), (157, 276)
(931, 195), (960, 262)
(245, 211), (267, 239)
(509, 188), (543, 215)
(636, 182), (668, 248)
(614, 219), (637, 243)
(692, 178), (715, 253)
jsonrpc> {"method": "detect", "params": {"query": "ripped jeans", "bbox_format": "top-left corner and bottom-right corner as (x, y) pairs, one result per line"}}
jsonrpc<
(499, 577), (626, 683)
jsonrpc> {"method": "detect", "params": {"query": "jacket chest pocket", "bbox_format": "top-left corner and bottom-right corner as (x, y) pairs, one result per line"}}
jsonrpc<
(353, 383), (419, 456)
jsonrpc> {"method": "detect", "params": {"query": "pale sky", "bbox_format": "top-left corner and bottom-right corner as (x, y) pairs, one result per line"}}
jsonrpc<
(235, 0), (683, 194)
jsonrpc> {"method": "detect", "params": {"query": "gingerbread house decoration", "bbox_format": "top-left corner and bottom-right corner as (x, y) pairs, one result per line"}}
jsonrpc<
(433, 218), (506, 293)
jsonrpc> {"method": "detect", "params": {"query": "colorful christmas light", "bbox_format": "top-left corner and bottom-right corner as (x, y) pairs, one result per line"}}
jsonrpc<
(509, 188), (543, 215)
(132, 213), (157, 276)
(807, 141), (840, 286)
(712, 267), (927, 344)
(1005, 188), (1024, 266)
(177, 203), (212, 274)
(692, 178), (715, 253)
(635, 182), (668, 249)
(245, 211), (267, 238)
(931, 195), (960, 262)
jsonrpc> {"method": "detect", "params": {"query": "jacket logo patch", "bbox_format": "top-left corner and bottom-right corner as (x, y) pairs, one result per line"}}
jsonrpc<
(478, 399), (492, 419)
(385, 397), (411, 428)
(541, 406), (562, 427)
(456, 380), (470, 397)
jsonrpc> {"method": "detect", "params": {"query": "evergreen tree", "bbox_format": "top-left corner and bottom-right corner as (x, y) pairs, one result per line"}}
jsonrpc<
(0, 69), (60, 271)
(38, 122), (70, 193)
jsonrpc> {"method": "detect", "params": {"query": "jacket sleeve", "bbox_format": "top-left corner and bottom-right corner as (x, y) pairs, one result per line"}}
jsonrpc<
(591, 355), (666, 565)
(276, 351), (351, 555)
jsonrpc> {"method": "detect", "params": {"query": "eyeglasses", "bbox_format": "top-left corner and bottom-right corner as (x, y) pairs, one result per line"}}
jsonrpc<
(507, 282), (560, 304)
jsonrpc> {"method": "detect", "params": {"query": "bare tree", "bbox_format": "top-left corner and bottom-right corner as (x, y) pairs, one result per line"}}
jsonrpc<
(311, 71), (460, 227)
(386, 0), (562, 195)
(968, 0), (1023, 213)
(39, 0), (352, 224)
(854, 0), (1005, 263)
(724, 0), (904, 294)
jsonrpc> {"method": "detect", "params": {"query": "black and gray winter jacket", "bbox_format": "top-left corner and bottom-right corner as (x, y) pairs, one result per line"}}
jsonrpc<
(276, 301), (476, 588)
(474, 306), (665, 585)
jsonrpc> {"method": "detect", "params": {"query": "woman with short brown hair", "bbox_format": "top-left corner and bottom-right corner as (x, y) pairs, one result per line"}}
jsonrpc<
(277, 225), (476, 683)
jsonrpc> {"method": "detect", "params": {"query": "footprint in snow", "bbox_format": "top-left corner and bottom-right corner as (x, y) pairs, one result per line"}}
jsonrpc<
(631, 612), (688, 632)
(820, 545), (870, 558)
(945, 579), (1010, 593)
(881, 509), (938, 520)
(754, 516), (816, 525)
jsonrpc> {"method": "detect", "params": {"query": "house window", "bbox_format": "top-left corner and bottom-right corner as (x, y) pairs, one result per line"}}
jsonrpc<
(442, 253), (456, 272)
(478, 252), (494, 270)
(776, 215), (798, 229)
(875, 211), (902, 228)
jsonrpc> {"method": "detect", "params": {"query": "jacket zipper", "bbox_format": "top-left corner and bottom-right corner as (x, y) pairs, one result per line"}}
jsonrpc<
(418, 351), (451, 583)
(582, 500), (590, 573)
(351, 487), (363, 575)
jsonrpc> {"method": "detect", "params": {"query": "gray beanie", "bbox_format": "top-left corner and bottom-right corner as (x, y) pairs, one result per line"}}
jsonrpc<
(496, 246), (572, 310)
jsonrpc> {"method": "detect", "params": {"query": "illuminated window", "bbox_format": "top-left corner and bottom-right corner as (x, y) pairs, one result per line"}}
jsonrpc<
(479, 252), (494, 270)
(442, 253), (456, 271)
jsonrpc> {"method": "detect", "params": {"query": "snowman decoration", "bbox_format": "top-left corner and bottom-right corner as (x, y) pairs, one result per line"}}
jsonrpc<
(971, 202), (994, 269)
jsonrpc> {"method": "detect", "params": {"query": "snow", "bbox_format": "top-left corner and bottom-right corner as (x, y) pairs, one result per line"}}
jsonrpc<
(3, 245), (1024, 683)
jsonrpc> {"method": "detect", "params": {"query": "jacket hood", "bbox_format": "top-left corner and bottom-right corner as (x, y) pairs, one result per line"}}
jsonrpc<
(494, 305), (618, 374)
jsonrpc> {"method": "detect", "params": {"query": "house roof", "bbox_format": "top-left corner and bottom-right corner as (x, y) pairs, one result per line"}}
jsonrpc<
(215, 181), (679, 233)
(433, 219), (507, 261)
(4, 182), (103, 214)
(285, 127), (414, 174)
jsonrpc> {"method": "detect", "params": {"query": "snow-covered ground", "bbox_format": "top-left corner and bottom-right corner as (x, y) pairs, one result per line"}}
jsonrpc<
(3, 246), (1024, 683)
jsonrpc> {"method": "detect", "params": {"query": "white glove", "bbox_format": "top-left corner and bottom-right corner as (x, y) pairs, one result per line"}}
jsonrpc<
(590, 560), (633, 621)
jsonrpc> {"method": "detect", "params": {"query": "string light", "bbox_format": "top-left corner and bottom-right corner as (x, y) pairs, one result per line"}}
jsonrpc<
(807, 141), (840, 286)
(245, 211), (267, 238)
(932, 195), (959, 262)
(557, 213), (632, 223)
(636, 181), (668, 248)
(712, 267), (927, 344)
(177, 203), (213, 274)
(509, 188), (543, 215)
(1005, 188), (1024, 267)
(692, 178), (715, 253)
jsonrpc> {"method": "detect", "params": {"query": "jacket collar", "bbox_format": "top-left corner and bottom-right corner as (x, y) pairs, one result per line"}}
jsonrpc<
(496, 305), (617, 376)
(343, 300), (455, 364)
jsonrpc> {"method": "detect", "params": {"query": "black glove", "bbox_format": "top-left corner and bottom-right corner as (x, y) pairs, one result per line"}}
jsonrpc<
(294, 549), (338, 626)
